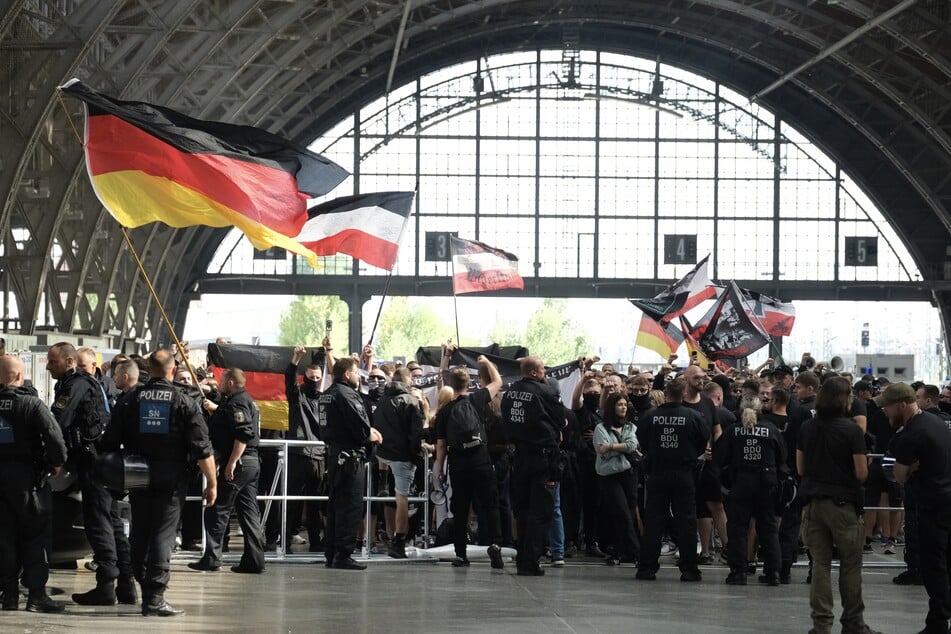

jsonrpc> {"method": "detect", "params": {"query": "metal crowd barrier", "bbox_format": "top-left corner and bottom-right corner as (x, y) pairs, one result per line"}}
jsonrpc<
(184, 438), (433, 562)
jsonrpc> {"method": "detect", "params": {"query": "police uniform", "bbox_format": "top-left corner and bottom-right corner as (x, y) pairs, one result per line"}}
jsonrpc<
(199, 388), (265, 573)
(103, 376), (213, 614)
(777, 395), (814, 581)
(500, 376), (563, 575)
(50, 368), (134, 603)
(0, 384), (68, 612)
(318, 379), (373, 569)
(716, 417), (787, 584)
(890, 409), (951, 632)
(636, 402), (711, 579)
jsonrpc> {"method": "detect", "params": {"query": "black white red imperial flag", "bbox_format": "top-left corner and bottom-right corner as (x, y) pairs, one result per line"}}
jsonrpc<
(450, 237), (525, 294)
(294, 191), (415, 271)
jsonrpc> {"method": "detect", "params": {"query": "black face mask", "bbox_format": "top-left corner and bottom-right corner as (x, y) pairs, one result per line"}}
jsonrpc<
(631, 394), (651, 411)
(368, 386), (384, 402)
(582, 393), (600, 410)
(303, 378), (321, 398)
(939, 401), (951, 415)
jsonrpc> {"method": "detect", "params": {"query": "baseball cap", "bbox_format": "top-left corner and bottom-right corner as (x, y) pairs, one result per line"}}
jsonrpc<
(853, 380), (872, 393)
(873, 382), (916, 407)
(772, 364), (794, 377)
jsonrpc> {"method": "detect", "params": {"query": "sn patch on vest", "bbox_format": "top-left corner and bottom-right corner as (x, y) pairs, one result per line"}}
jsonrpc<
(140, 399), (171, 435)
(0, 415), (13, 444)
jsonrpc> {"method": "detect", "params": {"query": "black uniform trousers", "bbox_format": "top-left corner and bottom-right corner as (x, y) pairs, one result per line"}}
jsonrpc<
(641, 468), (698, 572)
(576, 452), (604, 549)
(918, 505), (951, 633)
(325, 448), (366, 560)
(129, 462), (187, 607)
(904, 484), (920, 572)
(0, 464), (52, 593)
(510, 451), (554, 573)
(475, 452), (513, 547)
(286, 452), (326, 548)
(598, 468), (640, 559)
(78, 456), (132, 584)
(201, 454), (265, 571)
(779, 494), (804, 573)
(449, 458), (501, 558)
(726, 471), (780, 573)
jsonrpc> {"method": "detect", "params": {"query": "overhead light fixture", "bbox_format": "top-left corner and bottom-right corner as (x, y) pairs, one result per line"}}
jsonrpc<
(582, 92), (684, 118)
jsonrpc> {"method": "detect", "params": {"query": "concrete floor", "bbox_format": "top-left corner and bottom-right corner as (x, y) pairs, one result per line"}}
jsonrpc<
(1, 552), (928, 634)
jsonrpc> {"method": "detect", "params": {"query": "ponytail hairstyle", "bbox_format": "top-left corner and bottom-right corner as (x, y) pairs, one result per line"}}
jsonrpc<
(738, 393), (762, 430)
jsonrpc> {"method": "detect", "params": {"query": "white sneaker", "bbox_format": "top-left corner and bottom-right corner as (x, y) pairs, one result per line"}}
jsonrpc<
(550, 558), (565, 567)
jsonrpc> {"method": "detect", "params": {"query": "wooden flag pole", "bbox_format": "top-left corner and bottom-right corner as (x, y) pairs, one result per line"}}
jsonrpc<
(367, 270), (394, 346)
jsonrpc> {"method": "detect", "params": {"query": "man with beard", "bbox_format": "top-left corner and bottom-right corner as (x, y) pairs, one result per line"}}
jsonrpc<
(885, 383), (951, 634)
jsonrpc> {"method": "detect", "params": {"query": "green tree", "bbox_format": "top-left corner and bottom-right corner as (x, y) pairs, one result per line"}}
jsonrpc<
(278, 296), (349, 347)
(522, 298), (590, 364)
(489, 319), (523, 347)
(373, 297), (453, 360)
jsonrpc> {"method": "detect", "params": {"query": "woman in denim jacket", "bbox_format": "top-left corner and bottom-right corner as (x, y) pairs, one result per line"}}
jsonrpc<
(593, 392), (641, 565)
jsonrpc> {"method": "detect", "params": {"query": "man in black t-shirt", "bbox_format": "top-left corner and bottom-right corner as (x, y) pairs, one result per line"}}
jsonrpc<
(433, 358), (504, 570)
(682, 364), (723, 564)
(887, 383), (951, 633)
(797, 376), (877, 634)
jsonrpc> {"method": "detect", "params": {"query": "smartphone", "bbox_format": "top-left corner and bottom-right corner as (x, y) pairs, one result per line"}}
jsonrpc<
(707, 362), (714, 371)
(325, 319), (333, 335)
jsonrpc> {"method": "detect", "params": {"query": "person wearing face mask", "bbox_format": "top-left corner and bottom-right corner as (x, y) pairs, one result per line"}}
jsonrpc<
(317, 357), (383, 570)
(626, 376), (653, 426)
(282, 345), (327, 553)
(594, 393), (640, 566)
(570, 371), (607, 557)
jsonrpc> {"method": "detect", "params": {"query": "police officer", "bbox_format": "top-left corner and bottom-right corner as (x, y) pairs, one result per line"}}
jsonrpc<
(0, 355), (68, 613)
(46, 342), (135, 606)
(886, 382), (951, 633)
(189, 368), (266, 574)
(500, 356), (564, 576)
(636, 377), (710, 582)
(318, 357), (382, 570)
(715, 395), (787, 585)
(103, 350), (217, 617)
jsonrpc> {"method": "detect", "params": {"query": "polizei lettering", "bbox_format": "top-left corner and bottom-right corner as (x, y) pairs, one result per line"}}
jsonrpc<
(737, 426), (769, 437)
(0, 399), (13, 411)
(139, 389), (173, 401)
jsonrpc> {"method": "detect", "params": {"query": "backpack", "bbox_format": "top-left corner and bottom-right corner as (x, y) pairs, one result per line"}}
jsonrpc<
(443, 395), (485, 452)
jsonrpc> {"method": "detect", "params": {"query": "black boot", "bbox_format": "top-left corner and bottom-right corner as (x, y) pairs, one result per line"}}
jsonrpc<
(116, 576), (138, 604)
(387, 534), (407, 559)
(26, 590), (65, 613)
(72, 581), (117, 606)
(725, 568), (747, 585)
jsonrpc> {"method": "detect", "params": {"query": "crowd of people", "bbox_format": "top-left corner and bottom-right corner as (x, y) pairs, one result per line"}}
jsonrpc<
(1, 340), (951, 633)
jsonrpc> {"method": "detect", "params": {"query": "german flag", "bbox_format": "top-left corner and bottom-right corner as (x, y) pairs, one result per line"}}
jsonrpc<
(60, 79), (348, 265)
(207, 343), (313, 432)
(635, 315), (684, 360)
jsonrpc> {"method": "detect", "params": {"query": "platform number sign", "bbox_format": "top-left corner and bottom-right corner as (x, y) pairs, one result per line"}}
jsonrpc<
(845, 237), (878, 267)
(664, 235), (697, 265)
(425, 231), (458, 262)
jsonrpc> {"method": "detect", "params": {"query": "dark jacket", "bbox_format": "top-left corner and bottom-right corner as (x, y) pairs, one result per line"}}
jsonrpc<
(373, 381), (424, 462)
(50, 368), (110, 454)
(0, 384), (68, 468)
(318, 380), (372, 450)
(285, 363), (323, 458)
(208, 388), (260, 460)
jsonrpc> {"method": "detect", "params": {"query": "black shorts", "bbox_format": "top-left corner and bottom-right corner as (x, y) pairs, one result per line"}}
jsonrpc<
(864, 459), (903, 507)
(697, 465), (723, 504)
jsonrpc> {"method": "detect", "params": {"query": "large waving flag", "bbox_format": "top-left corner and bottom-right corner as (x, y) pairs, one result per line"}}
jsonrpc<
(635, 315), (684, 360)
(630, 254), (716, 322)
(293, 191), (414, 270)
(451, 237), (525, 294)
(679, 316), (713, 369)
(695, 282), (770, 360)
(737, 288), (796, 337)
(61, 79), (348, 265)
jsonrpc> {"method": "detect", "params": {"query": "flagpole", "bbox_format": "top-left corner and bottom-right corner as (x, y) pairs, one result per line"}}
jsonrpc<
(57, 92), (200, 384)
(367, 270), (394, 347)
(120, 228), (200, 383)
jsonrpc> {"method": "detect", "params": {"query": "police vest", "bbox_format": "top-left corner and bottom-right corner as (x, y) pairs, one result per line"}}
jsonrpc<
(501, 379), (557, 447)
(729, 423), (779, 470)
